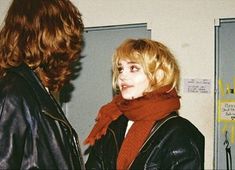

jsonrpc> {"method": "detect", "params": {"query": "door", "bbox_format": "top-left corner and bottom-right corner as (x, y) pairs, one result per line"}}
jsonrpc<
(215, 18), (235, 170)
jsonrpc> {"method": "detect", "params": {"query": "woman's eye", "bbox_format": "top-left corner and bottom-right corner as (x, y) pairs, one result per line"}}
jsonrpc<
(130, 65), (140, 72)
(117, 67), (123, 73)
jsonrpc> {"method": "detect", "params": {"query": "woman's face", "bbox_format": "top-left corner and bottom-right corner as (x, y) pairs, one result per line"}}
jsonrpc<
(117, 59), (150, 100)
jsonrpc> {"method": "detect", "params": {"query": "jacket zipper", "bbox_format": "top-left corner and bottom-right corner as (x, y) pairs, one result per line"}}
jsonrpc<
(43, 111), (73, 135)
(44, 111), (85, 169)
(74, 135), (86, 170)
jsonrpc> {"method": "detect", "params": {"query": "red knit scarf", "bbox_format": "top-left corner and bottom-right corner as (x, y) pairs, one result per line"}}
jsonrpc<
(84, 85), (180, 170)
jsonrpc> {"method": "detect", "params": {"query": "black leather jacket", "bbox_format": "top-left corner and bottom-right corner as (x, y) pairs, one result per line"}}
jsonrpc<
(86, 113), (204, 170)
(0, 64), (84, 170)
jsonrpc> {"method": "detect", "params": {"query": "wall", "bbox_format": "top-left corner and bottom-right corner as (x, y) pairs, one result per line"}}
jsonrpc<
(0, 0), (235, 169)
(0, 0), (11, 24)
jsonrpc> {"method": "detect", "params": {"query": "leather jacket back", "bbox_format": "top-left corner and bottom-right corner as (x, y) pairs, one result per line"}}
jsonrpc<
(0, 64), (84, 170)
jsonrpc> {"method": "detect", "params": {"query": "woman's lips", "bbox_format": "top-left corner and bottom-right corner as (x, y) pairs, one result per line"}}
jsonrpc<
(121, 84), (134, 91)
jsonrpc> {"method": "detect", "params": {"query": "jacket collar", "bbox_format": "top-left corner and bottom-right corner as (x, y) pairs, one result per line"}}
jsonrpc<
(7, 63), (73, 129)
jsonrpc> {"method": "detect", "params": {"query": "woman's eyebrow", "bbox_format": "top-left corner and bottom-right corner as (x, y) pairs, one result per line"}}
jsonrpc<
(127, 61), (137, 64)
(117, 61), (137, 66)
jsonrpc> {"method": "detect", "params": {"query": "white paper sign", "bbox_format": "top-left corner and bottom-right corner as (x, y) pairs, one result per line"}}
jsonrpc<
(184, 78), (211, 93)
(220, 101), (235, 121)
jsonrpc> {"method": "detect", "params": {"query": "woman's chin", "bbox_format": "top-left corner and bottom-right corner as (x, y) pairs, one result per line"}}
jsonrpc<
(121, 94), (134, 100)
(121, 94), (143, 100)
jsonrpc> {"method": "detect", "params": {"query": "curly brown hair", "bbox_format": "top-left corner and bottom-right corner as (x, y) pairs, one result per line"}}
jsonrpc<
(0, 0), (84, 92)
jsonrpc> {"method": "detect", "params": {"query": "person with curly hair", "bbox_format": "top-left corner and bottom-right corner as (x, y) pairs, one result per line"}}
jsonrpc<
(0, 0), (84, 169)
(85, 39), (204, 170)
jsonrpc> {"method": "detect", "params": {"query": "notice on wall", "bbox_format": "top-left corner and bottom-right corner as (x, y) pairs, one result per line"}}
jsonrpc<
(183, 78), (211, 94)
(219, 101), (235, 121)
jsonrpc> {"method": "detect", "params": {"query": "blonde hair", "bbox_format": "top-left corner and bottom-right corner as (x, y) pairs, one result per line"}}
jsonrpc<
(112, 39), (180, 92)
(0, 0), (84, 92)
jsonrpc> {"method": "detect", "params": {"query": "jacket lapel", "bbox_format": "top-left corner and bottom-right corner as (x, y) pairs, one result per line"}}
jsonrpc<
(8, 64), (73, 130)
(128, 112), (179, 169)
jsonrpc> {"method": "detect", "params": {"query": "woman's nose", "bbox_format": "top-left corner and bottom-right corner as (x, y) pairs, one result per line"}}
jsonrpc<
(119, 70), (128, 80)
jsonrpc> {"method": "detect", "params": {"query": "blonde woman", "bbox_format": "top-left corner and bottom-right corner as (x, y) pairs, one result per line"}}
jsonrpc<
(85, 39), (204, 170)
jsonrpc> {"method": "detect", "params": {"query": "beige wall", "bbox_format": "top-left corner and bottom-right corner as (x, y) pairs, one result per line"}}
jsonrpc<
(1, 0), (235, 169)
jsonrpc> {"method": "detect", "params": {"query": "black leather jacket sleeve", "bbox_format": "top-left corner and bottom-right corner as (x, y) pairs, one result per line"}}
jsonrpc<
(163, 140), (203, 170)
(132, 116), (204, 170)
(0, 94), (33, 169)
(85, 143), (104, 170)
(143, 128), (204, 170)
(86, 131), (117, 170)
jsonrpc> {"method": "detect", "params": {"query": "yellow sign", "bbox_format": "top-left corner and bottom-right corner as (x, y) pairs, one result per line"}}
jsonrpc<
(218, 100), (235, 122)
